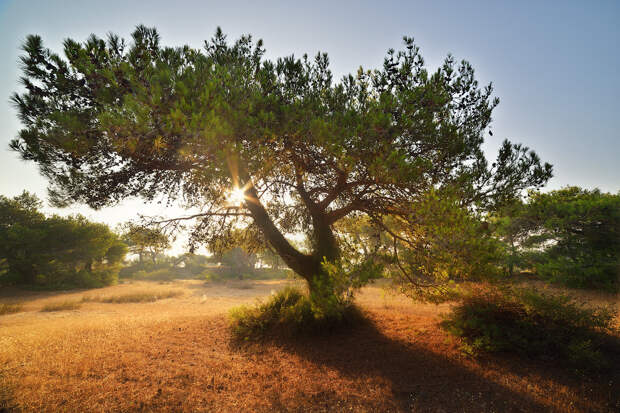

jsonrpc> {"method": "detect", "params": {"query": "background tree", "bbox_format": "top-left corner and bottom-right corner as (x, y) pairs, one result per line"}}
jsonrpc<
(10, 26), (551, 304)
(0, 192), (127, 288)
(491, 199), (538, 277)
(0, 191), (46, 284)
(514, 187), (620, 292)
(385, 190), (503, 301)
(122, 223), (170, 264)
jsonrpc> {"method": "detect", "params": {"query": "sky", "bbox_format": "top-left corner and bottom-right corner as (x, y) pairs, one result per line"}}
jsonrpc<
(0, 0), (618, 253)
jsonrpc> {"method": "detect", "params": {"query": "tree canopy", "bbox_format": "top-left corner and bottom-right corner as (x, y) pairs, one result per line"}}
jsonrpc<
(122, 222), (170, 264)
(497, 187), (620, 292)
(10, 26), (552, 298)
(0, 192), (127, 288)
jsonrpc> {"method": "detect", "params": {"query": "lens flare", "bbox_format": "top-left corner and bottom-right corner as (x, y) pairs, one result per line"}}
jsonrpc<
(226, 187), (245, 206)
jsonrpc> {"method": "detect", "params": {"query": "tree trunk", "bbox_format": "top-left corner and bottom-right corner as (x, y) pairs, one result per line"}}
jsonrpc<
(244, 186), (316, 280)
(306, 215), (341, 297)
(244, 185), (340, 293)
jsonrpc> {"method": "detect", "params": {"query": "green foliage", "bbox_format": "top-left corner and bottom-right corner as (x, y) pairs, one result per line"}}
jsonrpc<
(494, 188), (620, 292)
(528, 188), (620, 291)
(121, 223), (170, 264)
(217, 247), (258, 279)
(120, 253), (212, 280)
(491, 200), (537, 277)
(11, 26), (551, 300)
(230, 286), (362, 339)
(386, 191), (503, 302)
(441, 286), (618, 371)
(0, 192), (127, 289)
(181, 254), (214, 275)
(317, 258), (382, 313)
(131, 268), (176, 281)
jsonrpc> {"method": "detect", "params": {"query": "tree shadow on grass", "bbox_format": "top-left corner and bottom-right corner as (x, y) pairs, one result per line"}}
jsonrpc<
(235, 314), (619, 412)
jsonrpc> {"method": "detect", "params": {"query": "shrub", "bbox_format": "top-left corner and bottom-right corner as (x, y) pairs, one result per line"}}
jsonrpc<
(0, 302), (23, 315)
(230, 287), (362, 340)
(200, 269), (227, 283)
(41, 301), (82, 312)
(133, 268), (175, 281)
(119, 261), (178, 279)
(533, 253), (619, 293)
(441, 286), (619, 371)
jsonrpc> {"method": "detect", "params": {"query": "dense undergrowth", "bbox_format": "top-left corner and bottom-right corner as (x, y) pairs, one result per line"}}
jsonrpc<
(441, 286), (619, 371)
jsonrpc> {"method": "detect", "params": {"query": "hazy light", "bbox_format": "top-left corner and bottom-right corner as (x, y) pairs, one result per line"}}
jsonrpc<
(226, 187), (246, 207)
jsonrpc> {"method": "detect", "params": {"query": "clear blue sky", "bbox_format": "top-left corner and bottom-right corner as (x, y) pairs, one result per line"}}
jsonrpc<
(1, 0), (618, 232)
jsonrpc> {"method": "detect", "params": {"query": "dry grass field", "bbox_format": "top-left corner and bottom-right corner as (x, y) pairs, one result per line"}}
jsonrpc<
(1, 279), (618, 412)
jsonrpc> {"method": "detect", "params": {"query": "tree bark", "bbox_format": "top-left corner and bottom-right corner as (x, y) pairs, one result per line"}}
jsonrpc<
(244, 185), (317, 280)
(243, 185), (339, 291)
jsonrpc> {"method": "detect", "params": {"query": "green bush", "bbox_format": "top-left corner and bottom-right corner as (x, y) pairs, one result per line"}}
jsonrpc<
(132, 268), (175, 281)
(119, 261), (172, 278)
(441, 286), (619, 371)
(230, 287), (362, 340)
(533, 253), (619, 293)
(200, 269), (226, 282)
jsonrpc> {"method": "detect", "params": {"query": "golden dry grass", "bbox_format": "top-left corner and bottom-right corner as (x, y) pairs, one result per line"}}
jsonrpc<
(82, 289), (184, 303)
(0, 279), (618, 412)
(0, 302), (23, 316)
(40, 300), (82, 312)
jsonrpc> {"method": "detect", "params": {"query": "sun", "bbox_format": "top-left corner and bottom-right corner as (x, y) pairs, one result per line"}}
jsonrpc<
(226, 187), (246, 206)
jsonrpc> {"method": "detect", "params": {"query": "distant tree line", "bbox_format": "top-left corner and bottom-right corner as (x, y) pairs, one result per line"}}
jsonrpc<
(493, 187), (620, 292)
(0, 192), (127, 289)
(1, 186), (616, 293)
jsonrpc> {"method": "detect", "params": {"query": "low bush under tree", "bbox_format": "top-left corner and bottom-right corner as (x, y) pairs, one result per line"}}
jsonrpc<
(230, 286), (362, 339)
(441, 286), (619, 371)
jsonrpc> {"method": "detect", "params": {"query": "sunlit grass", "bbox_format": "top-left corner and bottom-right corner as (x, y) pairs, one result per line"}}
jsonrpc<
(40, 301), (82, 312)
(0, 279), (616, 412)
(0, 302), (23, 315)
(82, 290), (183, 303)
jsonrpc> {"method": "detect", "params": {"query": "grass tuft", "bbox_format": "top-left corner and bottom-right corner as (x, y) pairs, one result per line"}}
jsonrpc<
(82, 290), (183, 304)
(230, 286), (363, 340)
(41, 301), (82, 312)
(0, 302), (23, 316)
